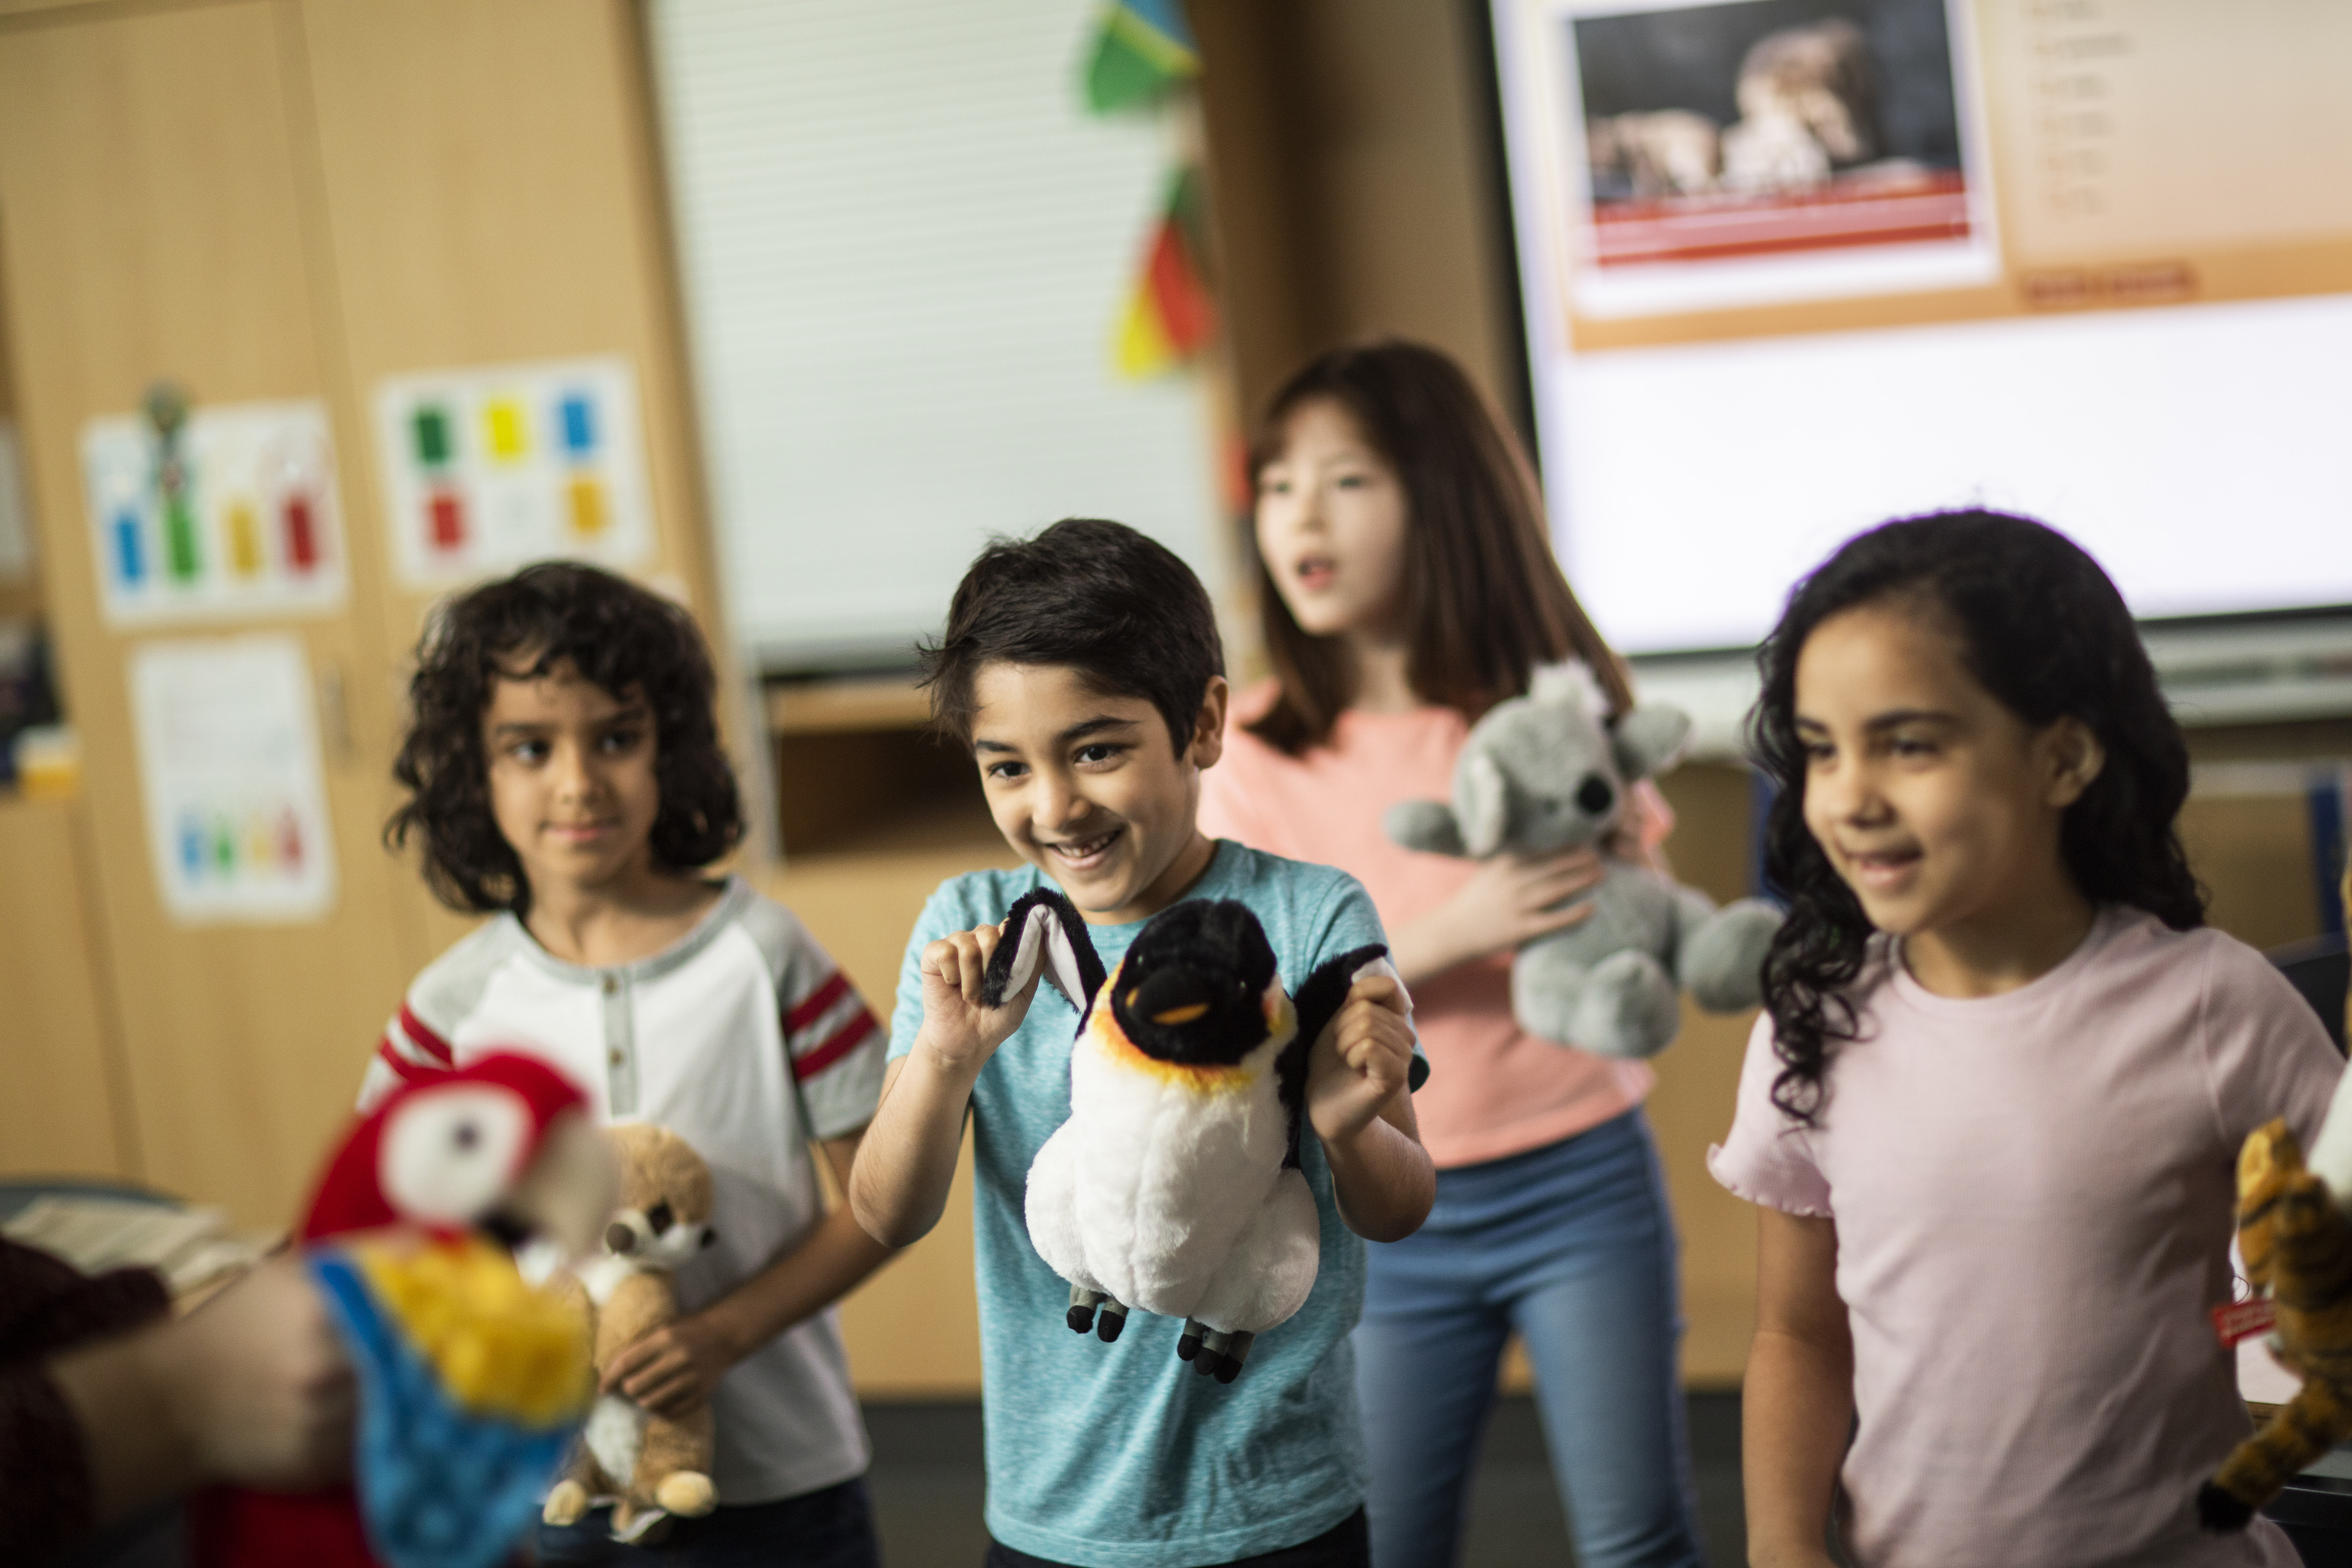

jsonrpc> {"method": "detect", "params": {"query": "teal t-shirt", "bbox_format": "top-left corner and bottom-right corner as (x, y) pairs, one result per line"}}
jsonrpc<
(888, 840), (1401, 1567)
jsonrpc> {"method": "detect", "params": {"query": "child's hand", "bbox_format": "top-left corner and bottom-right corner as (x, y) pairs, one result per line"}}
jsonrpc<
(604, 1311), (737, 1419)
(1306, 975), (1416, 1147)
(915, 922), (1037, 1074)
(1397, 847), (1604, 980)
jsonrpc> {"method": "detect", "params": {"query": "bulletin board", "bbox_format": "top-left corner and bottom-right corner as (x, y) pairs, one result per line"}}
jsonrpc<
(372, 356), (654, 589)
(128, 634), (338, 925)
(78, 401), (348, 625)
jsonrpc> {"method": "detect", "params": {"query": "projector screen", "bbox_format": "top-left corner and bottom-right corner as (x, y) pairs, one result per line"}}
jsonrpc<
(1490, 0), (2352, 656)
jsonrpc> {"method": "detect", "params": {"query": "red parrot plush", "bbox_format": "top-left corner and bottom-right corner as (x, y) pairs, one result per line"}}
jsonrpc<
(190, 1052), (612, 1568)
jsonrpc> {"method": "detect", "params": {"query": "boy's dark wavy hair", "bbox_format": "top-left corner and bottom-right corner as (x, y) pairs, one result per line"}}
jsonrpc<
(918, 517), (1224, 757)
(386, 561), (742, 916)
(1750, 510), (2202, 1125)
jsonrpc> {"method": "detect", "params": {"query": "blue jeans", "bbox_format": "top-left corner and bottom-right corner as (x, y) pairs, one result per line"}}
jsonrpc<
(984, 1508), (1368, 1567)
(533, 1476), (881, 1568)
(1353, 1110), (1703, 1568)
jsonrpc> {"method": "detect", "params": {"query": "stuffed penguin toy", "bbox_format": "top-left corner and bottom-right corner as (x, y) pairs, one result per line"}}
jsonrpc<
(982, 888), (1407, 1382)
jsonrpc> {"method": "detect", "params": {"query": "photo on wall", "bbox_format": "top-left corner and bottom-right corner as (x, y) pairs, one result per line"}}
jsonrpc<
(1547, 0), (1999, 318)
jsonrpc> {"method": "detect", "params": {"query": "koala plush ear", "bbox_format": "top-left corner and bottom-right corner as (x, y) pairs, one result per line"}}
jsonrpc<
(1458, 750), (1513, 858)
(1609, 705), (1693, 782)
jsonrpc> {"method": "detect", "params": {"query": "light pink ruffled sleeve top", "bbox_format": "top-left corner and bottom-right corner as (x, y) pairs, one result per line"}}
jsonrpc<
(1710, 906), (2344, 1568)
(1199, 679), (1656, 1169)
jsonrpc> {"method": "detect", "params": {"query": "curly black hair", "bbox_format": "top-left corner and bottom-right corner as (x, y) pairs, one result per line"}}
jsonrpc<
(1750, 510), (2203, 1125)
(386, 562), (742, 915)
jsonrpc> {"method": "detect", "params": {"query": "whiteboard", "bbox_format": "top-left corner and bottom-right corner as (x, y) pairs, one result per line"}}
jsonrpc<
(1490, 0), (2352, 654)
(648, 0), (1223, 670)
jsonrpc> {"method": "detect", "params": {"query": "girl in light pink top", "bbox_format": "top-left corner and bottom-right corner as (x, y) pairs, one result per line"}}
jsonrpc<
(1713, 511), (2342, 1568)
(1199, 340), (1703, 1568)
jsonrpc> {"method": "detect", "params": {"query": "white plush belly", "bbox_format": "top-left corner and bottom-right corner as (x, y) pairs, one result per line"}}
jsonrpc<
(1061, 1035), (1289, 1316)
(584, 1393), (645, 1491)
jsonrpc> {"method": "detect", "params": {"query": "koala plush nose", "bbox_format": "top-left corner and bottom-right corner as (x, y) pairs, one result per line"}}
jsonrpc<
(1576, 775), (1616, 816)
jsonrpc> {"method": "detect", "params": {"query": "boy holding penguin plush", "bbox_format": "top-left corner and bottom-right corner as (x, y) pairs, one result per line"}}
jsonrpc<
(850, 519), (1435, 1568)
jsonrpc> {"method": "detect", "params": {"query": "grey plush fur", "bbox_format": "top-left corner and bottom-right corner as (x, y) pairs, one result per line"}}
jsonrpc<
(1385, 669), (1782, 1059)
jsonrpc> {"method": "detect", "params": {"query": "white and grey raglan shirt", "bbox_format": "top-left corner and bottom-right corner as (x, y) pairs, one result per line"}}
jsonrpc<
(359, 875), (885, 1505)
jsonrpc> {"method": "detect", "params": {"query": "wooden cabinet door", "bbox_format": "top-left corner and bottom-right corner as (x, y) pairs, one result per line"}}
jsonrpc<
(0, 0), (421, 1227)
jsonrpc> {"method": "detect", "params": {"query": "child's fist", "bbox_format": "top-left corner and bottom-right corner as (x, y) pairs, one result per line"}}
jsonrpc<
(1307, 974), (1416, 1146)
(916, 921), (1037, 1072)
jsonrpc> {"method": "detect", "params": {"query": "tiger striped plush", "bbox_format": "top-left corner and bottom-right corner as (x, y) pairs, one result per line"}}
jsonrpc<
(2202, 862), (2352, 1532)
(2199, 1121), (2352, 1530)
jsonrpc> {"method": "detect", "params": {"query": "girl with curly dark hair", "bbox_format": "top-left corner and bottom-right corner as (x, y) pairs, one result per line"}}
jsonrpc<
(1712, 511), (2342, 1568)
(371, 562), (896, 1567)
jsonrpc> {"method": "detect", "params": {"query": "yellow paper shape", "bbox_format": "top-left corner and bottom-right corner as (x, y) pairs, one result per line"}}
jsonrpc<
(226, 500), (264, 577)
(485, 399), (529, 462)
(566, 475), (607, 538)
(1114, 280), (1176, 379)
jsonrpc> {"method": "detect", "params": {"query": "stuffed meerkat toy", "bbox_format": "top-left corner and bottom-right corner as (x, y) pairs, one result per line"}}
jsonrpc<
(544, 1123), (721, 1540)
(983, 888), (1414, 1383)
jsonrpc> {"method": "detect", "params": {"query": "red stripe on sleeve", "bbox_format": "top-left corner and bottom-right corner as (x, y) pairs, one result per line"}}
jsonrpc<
(784, 971), (852, 1036)
(793, 1010), (878, 1081)
(398, 1004), (455, 1066)
(377, 1038), (442, 1085)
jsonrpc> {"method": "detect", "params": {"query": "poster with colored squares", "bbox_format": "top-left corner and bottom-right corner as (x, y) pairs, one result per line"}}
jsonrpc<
(79, 401), (348, 625)
(373, 356), (654, 588)
(129, 634), (337, 925)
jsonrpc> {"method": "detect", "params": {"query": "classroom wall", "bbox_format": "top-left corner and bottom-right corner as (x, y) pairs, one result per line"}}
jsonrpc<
(0, 0), (2342, 1406)
(0, 0), (721, 1221)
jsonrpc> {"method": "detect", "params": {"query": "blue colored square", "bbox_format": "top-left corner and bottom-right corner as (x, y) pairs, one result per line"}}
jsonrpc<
(559, 394), (596, 457)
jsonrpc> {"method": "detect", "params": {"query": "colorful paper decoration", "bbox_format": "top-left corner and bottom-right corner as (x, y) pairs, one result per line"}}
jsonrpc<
(1114, 167), (1219, 379)
(129, 633), (337, 924)
(79, 400), (348, 626)
(373, 357), (653, 588)
(1083, 0), (1199, 114)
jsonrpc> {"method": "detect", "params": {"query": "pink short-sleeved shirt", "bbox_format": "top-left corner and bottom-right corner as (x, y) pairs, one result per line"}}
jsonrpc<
(1200, 679), (1653, 1168)
(1710, 906), (2344, 1568)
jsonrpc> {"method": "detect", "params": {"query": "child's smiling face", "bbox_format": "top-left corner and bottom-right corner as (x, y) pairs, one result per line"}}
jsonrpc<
(482, 658), (663, 899)
(1793, 601), (2101, 965)
(969, 662), (1225, 926)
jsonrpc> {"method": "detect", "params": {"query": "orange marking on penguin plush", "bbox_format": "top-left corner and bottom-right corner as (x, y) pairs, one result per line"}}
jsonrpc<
(541, 1124), (720, 1539)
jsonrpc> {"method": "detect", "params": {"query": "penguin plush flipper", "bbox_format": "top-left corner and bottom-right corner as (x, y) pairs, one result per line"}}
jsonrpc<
(1280, 947), (1419, 1167)
(982, 888), (1107, 1016)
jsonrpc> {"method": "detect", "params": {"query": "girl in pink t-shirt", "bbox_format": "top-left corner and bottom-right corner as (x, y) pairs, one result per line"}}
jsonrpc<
(1199, 340), (1704, 1568)
(1714, 511), (2342, 1568)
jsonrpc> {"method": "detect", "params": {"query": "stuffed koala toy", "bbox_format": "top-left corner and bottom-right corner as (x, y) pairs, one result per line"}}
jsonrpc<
(1384, 668), (1781, 1059)
(543, 1123), (720, 1539)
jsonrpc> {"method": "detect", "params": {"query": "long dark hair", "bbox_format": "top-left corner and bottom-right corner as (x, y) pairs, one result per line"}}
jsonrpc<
(1752, 510), (2203, 1124)
(1245, 338), (1631, 753)
(387, 562), (743, 916)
